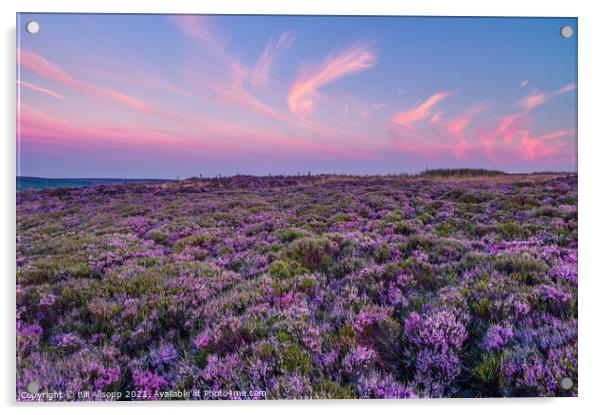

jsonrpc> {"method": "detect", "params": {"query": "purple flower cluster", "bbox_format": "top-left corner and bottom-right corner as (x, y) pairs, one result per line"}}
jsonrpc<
(482, 324), (514, 351)
(356, 371), (415, 399)
(16, 173), (577, 399)
(131, 370), (167, 400)
(403, 309), (468, 397)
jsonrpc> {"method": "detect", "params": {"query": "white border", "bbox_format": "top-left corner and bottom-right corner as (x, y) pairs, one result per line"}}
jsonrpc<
(2, 1), (601, 414)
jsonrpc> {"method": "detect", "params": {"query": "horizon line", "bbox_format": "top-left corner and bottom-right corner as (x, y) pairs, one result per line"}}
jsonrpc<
(17, 169), (578, 181)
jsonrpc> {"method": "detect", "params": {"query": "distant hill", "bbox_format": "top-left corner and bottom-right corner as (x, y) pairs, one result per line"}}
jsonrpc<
(17, 176), (171, 191)
(418, 168), (506, 177)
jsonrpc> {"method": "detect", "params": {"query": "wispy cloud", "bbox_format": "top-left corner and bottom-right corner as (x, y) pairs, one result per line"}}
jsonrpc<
(389, 81), (574, 165)
(445, 101), (491, 138)
(17, 49), (299, 144)
(201, 69), (308, 130)
(167, 15), (233, 66)
(288, 44), (377, 117)
(537, 130), (571, 140)
(444, 101), (491, 157)
(519, 92), (547, 111)
(494, 112), (529, 144)
(17, 48), (223, 128)
(18, 101), (362, 161)
(429, 111), (444, 125)
(173, 18), (368, 141)
(490, 82), (577, 149)
(554, 83), (576, 96)
(518, 82), (576, 111)
(170, 16), (270, 115)
(516, 130), (562, 160)
(18, 103), (205, 151)
(18, 49), (151, 112)
(391, 91), (455, 128)
(251, 31), (295, 87)
(477, 114), (572, 162)
(171, 17), (296, 126)
(17, 80), (65, 100)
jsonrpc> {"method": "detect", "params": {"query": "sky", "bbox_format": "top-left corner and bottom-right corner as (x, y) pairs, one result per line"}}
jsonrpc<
(17, 14), (577, 178)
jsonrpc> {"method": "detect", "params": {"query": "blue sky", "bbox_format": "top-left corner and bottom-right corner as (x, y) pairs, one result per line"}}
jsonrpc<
(17, 14), (577, 178)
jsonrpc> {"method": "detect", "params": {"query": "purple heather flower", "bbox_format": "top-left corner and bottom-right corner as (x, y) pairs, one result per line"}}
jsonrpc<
(342, 346), (376, 374)
(353, 305), (392, 333)
(482, 323), (514, 351)
(15, 174), (577, 400)
(131, 369), (167, 400)
(51, 332), (83, 350)
(357, 371), (415, 399)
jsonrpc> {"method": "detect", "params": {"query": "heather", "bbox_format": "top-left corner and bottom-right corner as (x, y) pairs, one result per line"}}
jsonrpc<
(16, 173), (577, 400)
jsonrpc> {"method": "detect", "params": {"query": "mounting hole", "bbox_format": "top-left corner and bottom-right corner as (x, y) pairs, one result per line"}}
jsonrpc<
(26, 21), (40, 35)
(560, 377), (574, 390)
(560, 25), (573, 39)
(27, 381), (39, 394)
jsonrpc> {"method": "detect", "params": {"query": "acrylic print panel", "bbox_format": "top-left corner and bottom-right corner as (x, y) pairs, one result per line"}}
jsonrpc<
(16, 13), (577, 401)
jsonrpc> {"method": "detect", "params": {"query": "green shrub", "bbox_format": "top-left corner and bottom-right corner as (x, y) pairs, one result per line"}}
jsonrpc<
(474, 351), (501, 384)
(332, 257), (365, 279)
(393, 221), (415, 235)
(330, 213), (352, 223)
(286, 237), (338, 271)
(268, 260), (291, 279)
(313, 380), (355, 399)
(435, 222), (455, 237)
(147, 229), (169, 245)
(494, 254), (547, 285)
(298, 276), (317, 292)
(281, 344), (313, 375)
(496, 222), (523, 239)
(374, 245), (392, 264)
(173, 234), (216, 253)
(195, 349), (209, 369)
(275, 228), (307, 243)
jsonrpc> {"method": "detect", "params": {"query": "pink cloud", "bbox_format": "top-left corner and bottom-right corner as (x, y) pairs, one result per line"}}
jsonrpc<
(18, 100), (367, 162)
(18, 107), (205, 152)
(181, 46), (367, 140)
(518, 82), (576, 111)
(388, 80), (575, 166)
(203, 63), (283, 121)
(288, 44), (377, 117)
(429, 111), (444, 125)
(495, 112), (529, 144)
(18, 49), (153, 113)
(172, 17), (373, 141)
(90, 66), (196, 99)
(167, 15), (234, 66)
(17, 80), (64, 100)
(251, 31), (295, 87)
(391, 91), (455, 129)
(391, 122), (569, 166)
(553, 83), (576, 96)
(385, 77), (576, 170)
(174, 26), (290, 126)
(537, 130), (570, 140)
(339, 98), (388, 123)
(444, 101), (490, 158)
(519, 92), (547, 111)
(445, 101), (490, 138)
(196, 69), (360, 140)
(475, 115), (571, 163)
(474, 113), (527, 158)
(479, 82), (577, 156)
(17, 49), (229, 129)
(517, 130), (559, 161)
